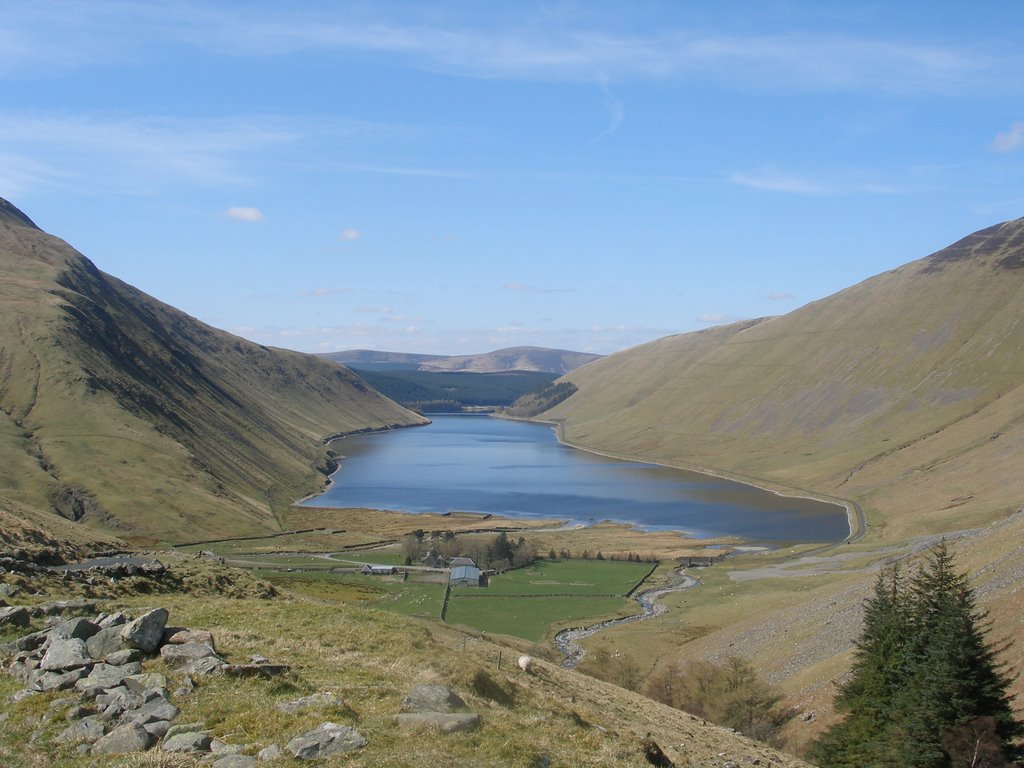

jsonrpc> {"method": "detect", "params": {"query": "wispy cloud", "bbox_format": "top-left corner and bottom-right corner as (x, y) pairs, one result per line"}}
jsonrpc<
(991, 122), (1024, 153)
(593, 74), (624, 140)
(731, 168), (903, 196)
(339, 227), (361, 241)
(0, 113), (299, 192)
(503, 281), (573, 294)
(224, 206), (263, 222)
(1, 4), (1010, 96)
(766, 291), (795, 301)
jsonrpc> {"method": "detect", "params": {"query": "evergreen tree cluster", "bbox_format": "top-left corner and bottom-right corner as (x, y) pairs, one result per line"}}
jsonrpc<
(810, 543), (1022, 767)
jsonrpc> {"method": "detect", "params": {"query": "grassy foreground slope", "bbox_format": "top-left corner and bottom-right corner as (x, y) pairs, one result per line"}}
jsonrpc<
(544, 217), (1024, 541)
(0, 197), (426, 545)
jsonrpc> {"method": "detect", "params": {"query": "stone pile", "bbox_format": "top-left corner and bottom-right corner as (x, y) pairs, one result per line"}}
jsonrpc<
(0, 603), (287, 759)
(3, 601), (483, 762)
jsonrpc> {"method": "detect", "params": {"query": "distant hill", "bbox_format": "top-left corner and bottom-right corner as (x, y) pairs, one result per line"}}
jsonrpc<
(0, 198), (426, 545)
(321, 346), (602, 375)
(542, 216), (1024, 541)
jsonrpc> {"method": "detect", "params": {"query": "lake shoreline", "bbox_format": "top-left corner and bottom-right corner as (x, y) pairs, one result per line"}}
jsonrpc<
(497, 412), (862, 544)
(300, 414), (851, 545)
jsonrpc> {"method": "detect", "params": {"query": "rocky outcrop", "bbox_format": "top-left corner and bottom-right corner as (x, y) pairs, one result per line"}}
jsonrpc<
(0, 606), (259, 757)
(286, 722), (367, 760)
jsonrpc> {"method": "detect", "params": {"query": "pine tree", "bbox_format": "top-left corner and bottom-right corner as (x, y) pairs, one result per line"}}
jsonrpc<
(810, 543), (1022, 768)
(809, 568), (909, 767)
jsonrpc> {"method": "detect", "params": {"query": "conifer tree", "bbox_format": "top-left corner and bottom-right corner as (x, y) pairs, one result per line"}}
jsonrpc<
(810, 543), (1022, 768)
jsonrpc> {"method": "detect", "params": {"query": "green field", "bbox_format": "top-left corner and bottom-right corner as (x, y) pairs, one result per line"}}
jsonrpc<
(445, 595), (635, 642)
(254, 558), (653, 642)
(444, 559), (652, 641)
(481, 559), (652, 596)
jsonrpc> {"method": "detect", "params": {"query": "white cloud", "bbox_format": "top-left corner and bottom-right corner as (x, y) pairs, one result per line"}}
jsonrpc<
(731, 168), (903, 196)
(991, 122), (1024, 153)
(354, 305), (392, 314)
(1, 4), (1006, 96)
(593, 74), (624, 141)
(224, 206), (263, 222)
(339, 227), (361, 241)
(731, 170), (824, 195)
(766, 291), (795, 301)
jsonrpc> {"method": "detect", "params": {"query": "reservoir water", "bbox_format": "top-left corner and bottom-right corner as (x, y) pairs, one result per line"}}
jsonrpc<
(304, 414), (849, 543)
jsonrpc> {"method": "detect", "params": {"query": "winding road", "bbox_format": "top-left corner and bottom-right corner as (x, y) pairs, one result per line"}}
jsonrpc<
(554, 568), (701, 668)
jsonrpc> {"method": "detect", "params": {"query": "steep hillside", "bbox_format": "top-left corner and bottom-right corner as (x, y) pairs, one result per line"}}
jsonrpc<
(323, 346), (602, 374)
(0, 198), (426, 545)
(544, 217), (1024, 541)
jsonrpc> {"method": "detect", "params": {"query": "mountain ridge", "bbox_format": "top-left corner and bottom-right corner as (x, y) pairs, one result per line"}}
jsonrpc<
(322, 345), (602, 374)
(0, 197), (426, 545)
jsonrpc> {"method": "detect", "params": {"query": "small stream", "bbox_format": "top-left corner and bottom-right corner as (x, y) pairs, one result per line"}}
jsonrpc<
(554, 568), (701, 668)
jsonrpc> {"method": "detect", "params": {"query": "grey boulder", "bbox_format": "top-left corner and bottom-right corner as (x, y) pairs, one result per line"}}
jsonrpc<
(163, 731), (212, 753)
(120, 608), (168, 653)
(91, 722), (155, 754)
(401, 684), (468, 713)
(286, 722), (366, 760)
(40, 637), (92, 671)
(56, 715), (107, 744)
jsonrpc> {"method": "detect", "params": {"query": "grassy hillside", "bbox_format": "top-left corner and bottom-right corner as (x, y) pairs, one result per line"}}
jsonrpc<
(536, 217), (1024, 739)
(0, 560), (814, 768)
(545, 217), (1024, 541)
(0, 197), (426, 545)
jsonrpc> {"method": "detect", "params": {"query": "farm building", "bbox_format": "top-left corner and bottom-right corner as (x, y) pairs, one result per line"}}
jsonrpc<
(359, 565), (397, 576)
(448, 558), (487, 588)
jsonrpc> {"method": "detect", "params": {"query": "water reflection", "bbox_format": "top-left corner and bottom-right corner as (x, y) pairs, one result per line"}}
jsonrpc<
(304, 414), (848, 543)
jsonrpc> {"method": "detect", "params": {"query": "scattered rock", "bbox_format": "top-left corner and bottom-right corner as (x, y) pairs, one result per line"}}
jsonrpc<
(214, 755), (257, 768)
(182, 655), (225, 677)
(36, 599), (96, 617)
(257, 743), (282, 762)
(222, 662), (290, 678)
(33, 667), (88, 692)
(163, 730), (212, 753)
(401, 684), (468, 713)
(144, 720), (173, 739)
(56, 716), (107, 744)
(165, 722), (208, 740)
(286, 722), (367, 760)
(76, 661), (143, 691)
(0, 606), (31, 628)
(394, 712), (481, 733)
(51, 617), (100, 640)
(164, 627), (216, 648)
(85, 626), (125, 660)
(91, 722), (155, 754)
(120, 608), (168, 653)
(40, 637), (92, 671)
(105, 648), (143, 666)
(122, 695), (179, 725)
(160, 640), (219, 667)
(276, 692), (346, 715)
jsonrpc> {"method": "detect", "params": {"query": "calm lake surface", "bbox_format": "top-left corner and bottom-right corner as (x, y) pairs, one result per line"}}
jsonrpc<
(304, 415), (849, 543)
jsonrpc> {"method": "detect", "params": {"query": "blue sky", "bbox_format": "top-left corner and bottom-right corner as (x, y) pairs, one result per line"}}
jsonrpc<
(2, 1), (1023, 355)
